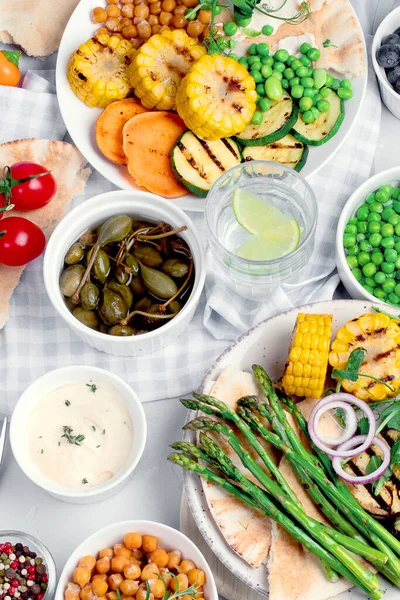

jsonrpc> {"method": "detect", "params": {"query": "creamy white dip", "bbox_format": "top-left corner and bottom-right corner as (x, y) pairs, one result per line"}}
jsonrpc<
(28, 381), (134, 489)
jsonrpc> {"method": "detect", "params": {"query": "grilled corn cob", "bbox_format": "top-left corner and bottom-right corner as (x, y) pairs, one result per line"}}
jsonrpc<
(329, 312), (400, 401)
(282, 313), (333, 399)
(127, 30), (205, 111)
(67, 33), (133, 108)
(175, 54), (257, 140)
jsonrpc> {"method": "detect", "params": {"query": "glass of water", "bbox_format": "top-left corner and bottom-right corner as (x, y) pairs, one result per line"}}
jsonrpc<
(205, 161), (318, 299)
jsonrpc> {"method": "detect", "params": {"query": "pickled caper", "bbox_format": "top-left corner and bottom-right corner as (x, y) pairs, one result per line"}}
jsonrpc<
(98, 215), (132, 246)
(89, 248), (110, 284)
(109, 325), (137, 336)
(64, 242), (85, 265)
(99, 288), (127, 326)
(130, 274), (146, 297)
(79, 230), (97, 246)
(114, 263), (130, 285)
(142, 304), (164, 328)
(80, 282), (100, 310)
(60, 265), (85, 297)
(168, 300), (182, 314)
(133, 296), (152, 312)
(139, 262), (178, 299)
(162, 259), (189, 279)
(125, 253), (139, 276)
(108, 280), (133, 310)
(133, 244), (163, 268)
(73, 307), (99, 330)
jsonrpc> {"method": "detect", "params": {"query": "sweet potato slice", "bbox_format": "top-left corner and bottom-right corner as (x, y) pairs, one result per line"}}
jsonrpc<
(96, 98), (149, 165)
(123, 111), (188, 198)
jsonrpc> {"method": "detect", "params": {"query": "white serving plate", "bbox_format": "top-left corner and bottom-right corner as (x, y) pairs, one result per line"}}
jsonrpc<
(183, 299), (398, 599)
(56, 0), (367, 212)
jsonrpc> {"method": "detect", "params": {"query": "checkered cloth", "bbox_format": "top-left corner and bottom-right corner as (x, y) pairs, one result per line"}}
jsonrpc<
(0, 29), (382, 413)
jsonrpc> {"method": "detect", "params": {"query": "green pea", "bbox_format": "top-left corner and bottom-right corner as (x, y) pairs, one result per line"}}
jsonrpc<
(299, 96), (313, 111)
(331, 78), (340, 91)
(338, 87), (353, 100)
(383, 279), (396, 294)
(249, 43), (258, 55)
(343, 233), (356, 248)
(357, 233), (366, 242)
(307, 48), (321, 61)
(389, 292), (399, 305)
(366, 193), (376, 204)
(396, 258), (400, 269)
(256, 94), (261, 104)
(374, 270), (386, 284)
(367, 212), (381, 223)
(362, 262), (377, 278)
(375, 190), (389, 204)
(300, 55), (311, 67)
(348, 245), (360, 256)
(228, 39), (236, 49)
(234, 14), (251, 27)
(374, 288), (387, 300)
(303, 87), (317, 98)
(238, 57), (248, 68)
(381, 236), (395, 249)
(301, 77), (314, 88)
(286, 55), (296, 65)
(248, 55), (261, 65)
(396, 284), (400, 296)
(255, 42), (269, 57)
(300, 42), (312, 55)
(289, 77), (300, 87)
(369, 233), (382, 247)
(368, 221), (381, 234)
(352, 267), (362, 281)
(311, 106), (320, 119)
(296, 65), (309, 78)
(265, 76), (283, 101)
(302, 110), (314, 124)
(380, 184), (393, 196)
(313, 68), (326, 89)
(290, 84), (303, 99)
(365, 277), (375, 288)
(346, 255), (358, 270)
(250, 61), (261, 71)
(357, 221), (368, 233)
(251, 110), (263, 125)
(261, 24), (274, 36)
(261, 56), (274, 66)
(345, 224), (358, 235)
(382, 207), (396, 221)
(272, 70), (283, 80)
(251, 70), (263, 82)
(325, 73), (334, 87)
(348, 216), (357, 224)
(274, 49), (289, 63)
(224, 21), (238, 36)
(281, 79), (289, 89)
(291, 59), (302, 71)
(395, 223), (400, 235)
(382, 261), (395, 273)
(259, 97), (271, 112)
(317, 99), (330, 112)
(371, 251), (384, 265)
(273, 61), (285, 73)
(381, 223), (394, 237)
(393, 188), (400, 199)
(395, 202), (400, 215)
(358, 252), (370, 267)
(284, 67), (295, 80)
(364, 284), (374, 294)
(256, 83), (265, 95)
(385, 248), (398, 263)
(395, 242), (400, 254)
(307, 67), (314, 77)
(389, 214), (400, 226)
(359, 240), (372, 252)
(312, 94), (322, 105)
(340, 78), (352, 89)
(369, 201), (383, 213)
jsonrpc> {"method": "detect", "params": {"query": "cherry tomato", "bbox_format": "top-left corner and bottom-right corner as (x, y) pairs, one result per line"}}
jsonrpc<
(0, 162), (57, 211)
(0, 217), (46, 266)
(0, 52), (20, 87)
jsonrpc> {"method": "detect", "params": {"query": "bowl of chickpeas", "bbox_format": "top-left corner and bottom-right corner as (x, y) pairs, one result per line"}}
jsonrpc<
(56, 521), (218, 600)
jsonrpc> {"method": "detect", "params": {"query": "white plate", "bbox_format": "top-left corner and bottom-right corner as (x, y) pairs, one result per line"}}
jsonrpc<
(56, 0), (367, 212)
(183, 299), (397, 599)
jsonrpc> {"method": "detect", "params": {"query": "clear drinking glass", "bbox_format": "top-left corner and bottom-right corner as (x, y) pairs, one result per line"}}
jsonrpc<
(205, 161), (318, 299)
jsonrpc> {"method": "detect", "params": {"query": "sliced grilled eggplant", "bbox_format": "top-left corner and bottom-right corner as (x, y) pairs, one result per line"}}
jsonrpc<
(242, 134), (308, 172)
(293, 89), (344, 146)
(236, 95), (297, 146)
(171, 131), (241, 197)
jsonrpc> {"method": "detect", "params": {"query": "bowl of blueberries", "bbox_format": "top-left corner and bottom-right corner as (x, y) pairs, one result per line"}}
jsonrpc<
(373, 5), (400, 119)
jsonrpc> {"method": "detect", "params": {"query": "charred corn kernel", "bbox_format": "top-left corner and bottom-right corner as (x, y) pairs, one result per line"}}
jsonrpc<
(78, 556), (96, 570)
(65, 582), (81, 600)
(176, 54), (257, 140)
(67, 34), (133, 108)
(142, 536), (158, 553)
(128, 29), (205, 110)
(124, 533), (142, 550)
(149, 549), (169, 568)
(114, 544), (131, 558)
(329, 312), (400, 401)
(74, 567), (92, 588)
(282, 313), (333, 399)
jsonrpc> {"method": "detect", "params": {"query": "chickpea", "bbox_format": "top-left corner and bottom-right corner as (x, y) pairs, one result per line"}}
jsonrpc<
(171, 14), (186, 27)
(140, 563), (160, 581)
(119, 580), (139, 596)
(178, 560), (196, 575)
(201, 25), (210, 39)
(146, 579), (164, 599)
(159, 24), (171, 32)
(137, 21), (152, 36)
(79, 585), (94, 600)
(159, 568), (172, 588)
(161, 0), (176, 11)
(159, 11), (173, 24)
(198, 8), (211, 23)
(148, 2), (162, 14)
(170, 574), (188, 593)
(187, 569), (206, 587)
(140, 536), (157, 553)
(96, 26), (109, 35)
(92, 575), (107, 583)
(65, 583), (81, 600)
(120, 16), (132, 26)
(148, 14), (159, 25)
(96, 557), (111, 574)
(105, 17), (122, 31)
(74, 567), (92, 589)
(114, 544), (131, 558)
(78, 556), (96, 571)
(174, 4), (187, 14)
(123, 563), (141, 581)
(167, 551), (181, 571)
(91, 7), (108, 23)
(120, 0), (134, 4)
(106, 593), (118, 600)
(187, 20), (204, 37)
(131, 37), (143, 49)
(91, 579), (108, 597)
(107, 4), (122, 17)
(135, 4), (150, 18)
(107, 0), (119, 4)
(121, 4), (134, 18)
(182, 0), (198, 6)
(107, 574), (124, 591)
(148, 549), (169, 568)
(111, 555), (130, 573)
(136, 586), (154, 600)
(99, 548), (114, 560)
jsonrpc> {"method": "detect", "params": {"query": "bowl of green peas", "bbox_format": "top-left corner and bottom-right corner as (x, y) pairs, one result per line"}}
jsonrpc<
(336, 167), (400, 307)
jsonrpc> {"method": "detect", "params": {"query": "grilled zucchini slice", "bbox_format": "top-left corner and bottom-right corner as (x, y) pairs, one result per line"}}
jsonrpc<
(293, 89), (344, 146)
(236, 94), (297, 146)
(242, 134), (308, 172)
(171, 130), (241, 197)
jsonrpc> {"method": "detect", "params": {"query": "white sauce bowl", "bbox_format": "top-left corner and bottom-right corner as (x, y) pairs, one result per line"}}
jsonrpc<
(10, 366), (147, 504)
(372, 5), (400, 120)
(43, 191), (206, 356)
(55, 520), (218, 600)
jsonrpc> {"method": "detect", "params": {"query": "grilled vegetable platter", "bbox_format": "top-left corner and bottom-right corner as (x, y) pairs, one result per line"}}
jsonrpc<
(179, 299), (400, 599)
(56, 0), (367, 210)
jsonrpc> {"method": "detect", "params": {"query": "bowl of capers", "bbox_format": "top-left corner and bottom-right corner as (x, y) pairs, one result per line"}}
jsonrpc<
(43, 191), (206, 356)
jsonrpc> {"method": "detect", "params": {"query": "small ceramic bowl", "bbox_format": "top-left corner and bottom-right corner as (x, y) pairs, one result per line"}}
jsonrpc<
(336, 166), (400, 306)
(43, 191), (206, 356)
(10, 366), (147, 504)
(55, 520), (218, 600)
(0, 531), (56, 600)
(372, 6), (400, 120)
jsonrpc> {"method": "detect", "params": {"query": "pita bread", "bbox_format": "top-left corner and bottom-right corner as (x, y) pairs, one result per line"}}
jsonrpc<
(0, 139), (91, 329)
(0, 0), (80, 57)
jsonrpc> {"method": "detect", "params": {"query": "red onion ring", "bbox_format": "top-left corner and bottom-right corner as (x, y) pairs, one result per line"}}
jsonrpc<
(308, 393), (376, 457)
(332, 435), (391, 484)
(312, 399), (358, 446)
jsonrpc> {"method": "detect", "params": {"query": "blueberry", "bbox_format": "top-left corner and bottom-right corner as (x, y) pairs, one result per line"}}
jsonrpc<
(382, 33), (400, 46)
(377, 44), (400, 68)
(387, 65), (400, 86)
(394, 27), (400, 36)
(395, 78), (400, 94)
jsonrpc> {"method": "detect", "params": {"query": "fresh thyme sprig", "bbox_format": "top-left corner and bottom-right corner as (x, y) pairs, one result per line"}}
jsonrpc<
(61, 426), (85, 446)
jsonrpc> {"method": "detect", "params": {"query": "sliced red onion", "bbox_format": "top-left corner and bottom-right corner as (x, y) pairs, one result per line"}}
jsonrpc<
(308, 393), (376, 458)
(312, 399), (358, 446)
(332, 435), (391, 484)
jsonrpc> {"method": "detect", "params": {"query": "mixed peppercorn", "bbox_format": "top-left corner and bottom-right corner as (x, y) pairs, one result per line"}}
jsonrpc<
(0, 543), (48, 600)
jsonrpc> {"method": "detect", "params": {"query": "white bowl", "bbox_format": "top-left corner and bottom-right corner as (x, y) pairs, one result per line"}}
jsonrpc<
(336, 166), (400, 306)
(55, 520), (219, 600)
(372, 6), (400, 119)
(43, 191), (206, 356)
(10, 365), (147, 504)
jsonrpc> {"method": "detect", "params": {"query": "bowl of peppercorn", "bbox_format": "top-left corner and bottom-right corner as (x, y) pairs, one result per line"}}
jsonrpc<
(0, 532), (56, 600)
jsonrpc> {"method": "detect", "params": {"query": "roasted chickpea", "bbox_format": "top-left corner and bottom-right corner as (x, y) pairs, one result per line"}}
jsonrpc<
(79, 585), (94, 600)
(174, 4), (187, 14)
(161, 0), (176, 11)
(147, 579), (165, 599)
(201, 25), (210, 38)
(74, 567), (91, 589)
(122, 24), (137, 37)
(198, 8), (211, 23)
(136, 586), (154, 600)
(182, 0), (198, 6)
(187, 569), (206, 587)
(121, 4), (134, 17)
(149, 2), (162, 14)
(170, 574), (189, 593)
(78, 556), (96, 570)
(171, 14), (186, 27)
(107, 0), (119, 4)
(105, 17), (122, 31)
(131, 548), (144, 561)
(167, 550), (182, 570)
(107, 4), (121, 17)
(187, 20), (204, 37)
(159, 24), (171, 32)
(114, 544), (131, 558)
(148, 14), (159, 25)
(99, 548), (114, 559)
(65, 583), (80, 600)
(135, 4), (150, 18)
(131, 37), (143, 48)
(96, 557), (111, 574)
(120, 0), (134, 4)
(91, 7), (108, 23)
(137, 21), (152, 36)
(142, 536), (158, 553)
(119, 580), (139, 596)
(150, 24), (161, 33)
(159, 569), (172, 589)
(106, 593), (118, 600)
(159, 11), (173, 24)
(111, 555), (130, 573)
(107, 574), (124, 591)
(140, 563), (160, 581)
(148, 549), (169, 568)
(91, 579), (108, 597)
(92, 575), (107, 583)
(179, 560), (196, 575)
(123, 563), (141, 581)
(96, 26), (109, 35)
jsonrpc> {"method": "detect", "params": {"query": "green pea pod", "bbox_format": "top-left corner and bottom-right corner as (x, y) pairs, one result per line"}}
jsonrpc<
(125, 253), (140, 276)
(80, 282), (100, 310)
(139, 261), (178, 299)
(133, 244), (163, 268)
(162, 259), (189, 279)
(73, 307), (99, 330)
(60, 265), (85, 297)
(91, 249), (111, 284)
(109, 325), (137, 337)
(97, 215), (133, 246)
(99, 288), (128, 325)
(108, 280), (134, 310)
(65, 242), (85, 265)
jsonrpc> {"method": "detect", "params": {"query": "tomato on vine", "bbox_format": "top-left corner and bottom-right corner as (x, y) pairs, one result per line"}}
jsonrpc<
(0, 216), (46, 266)
(0, 162), (57, 216)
